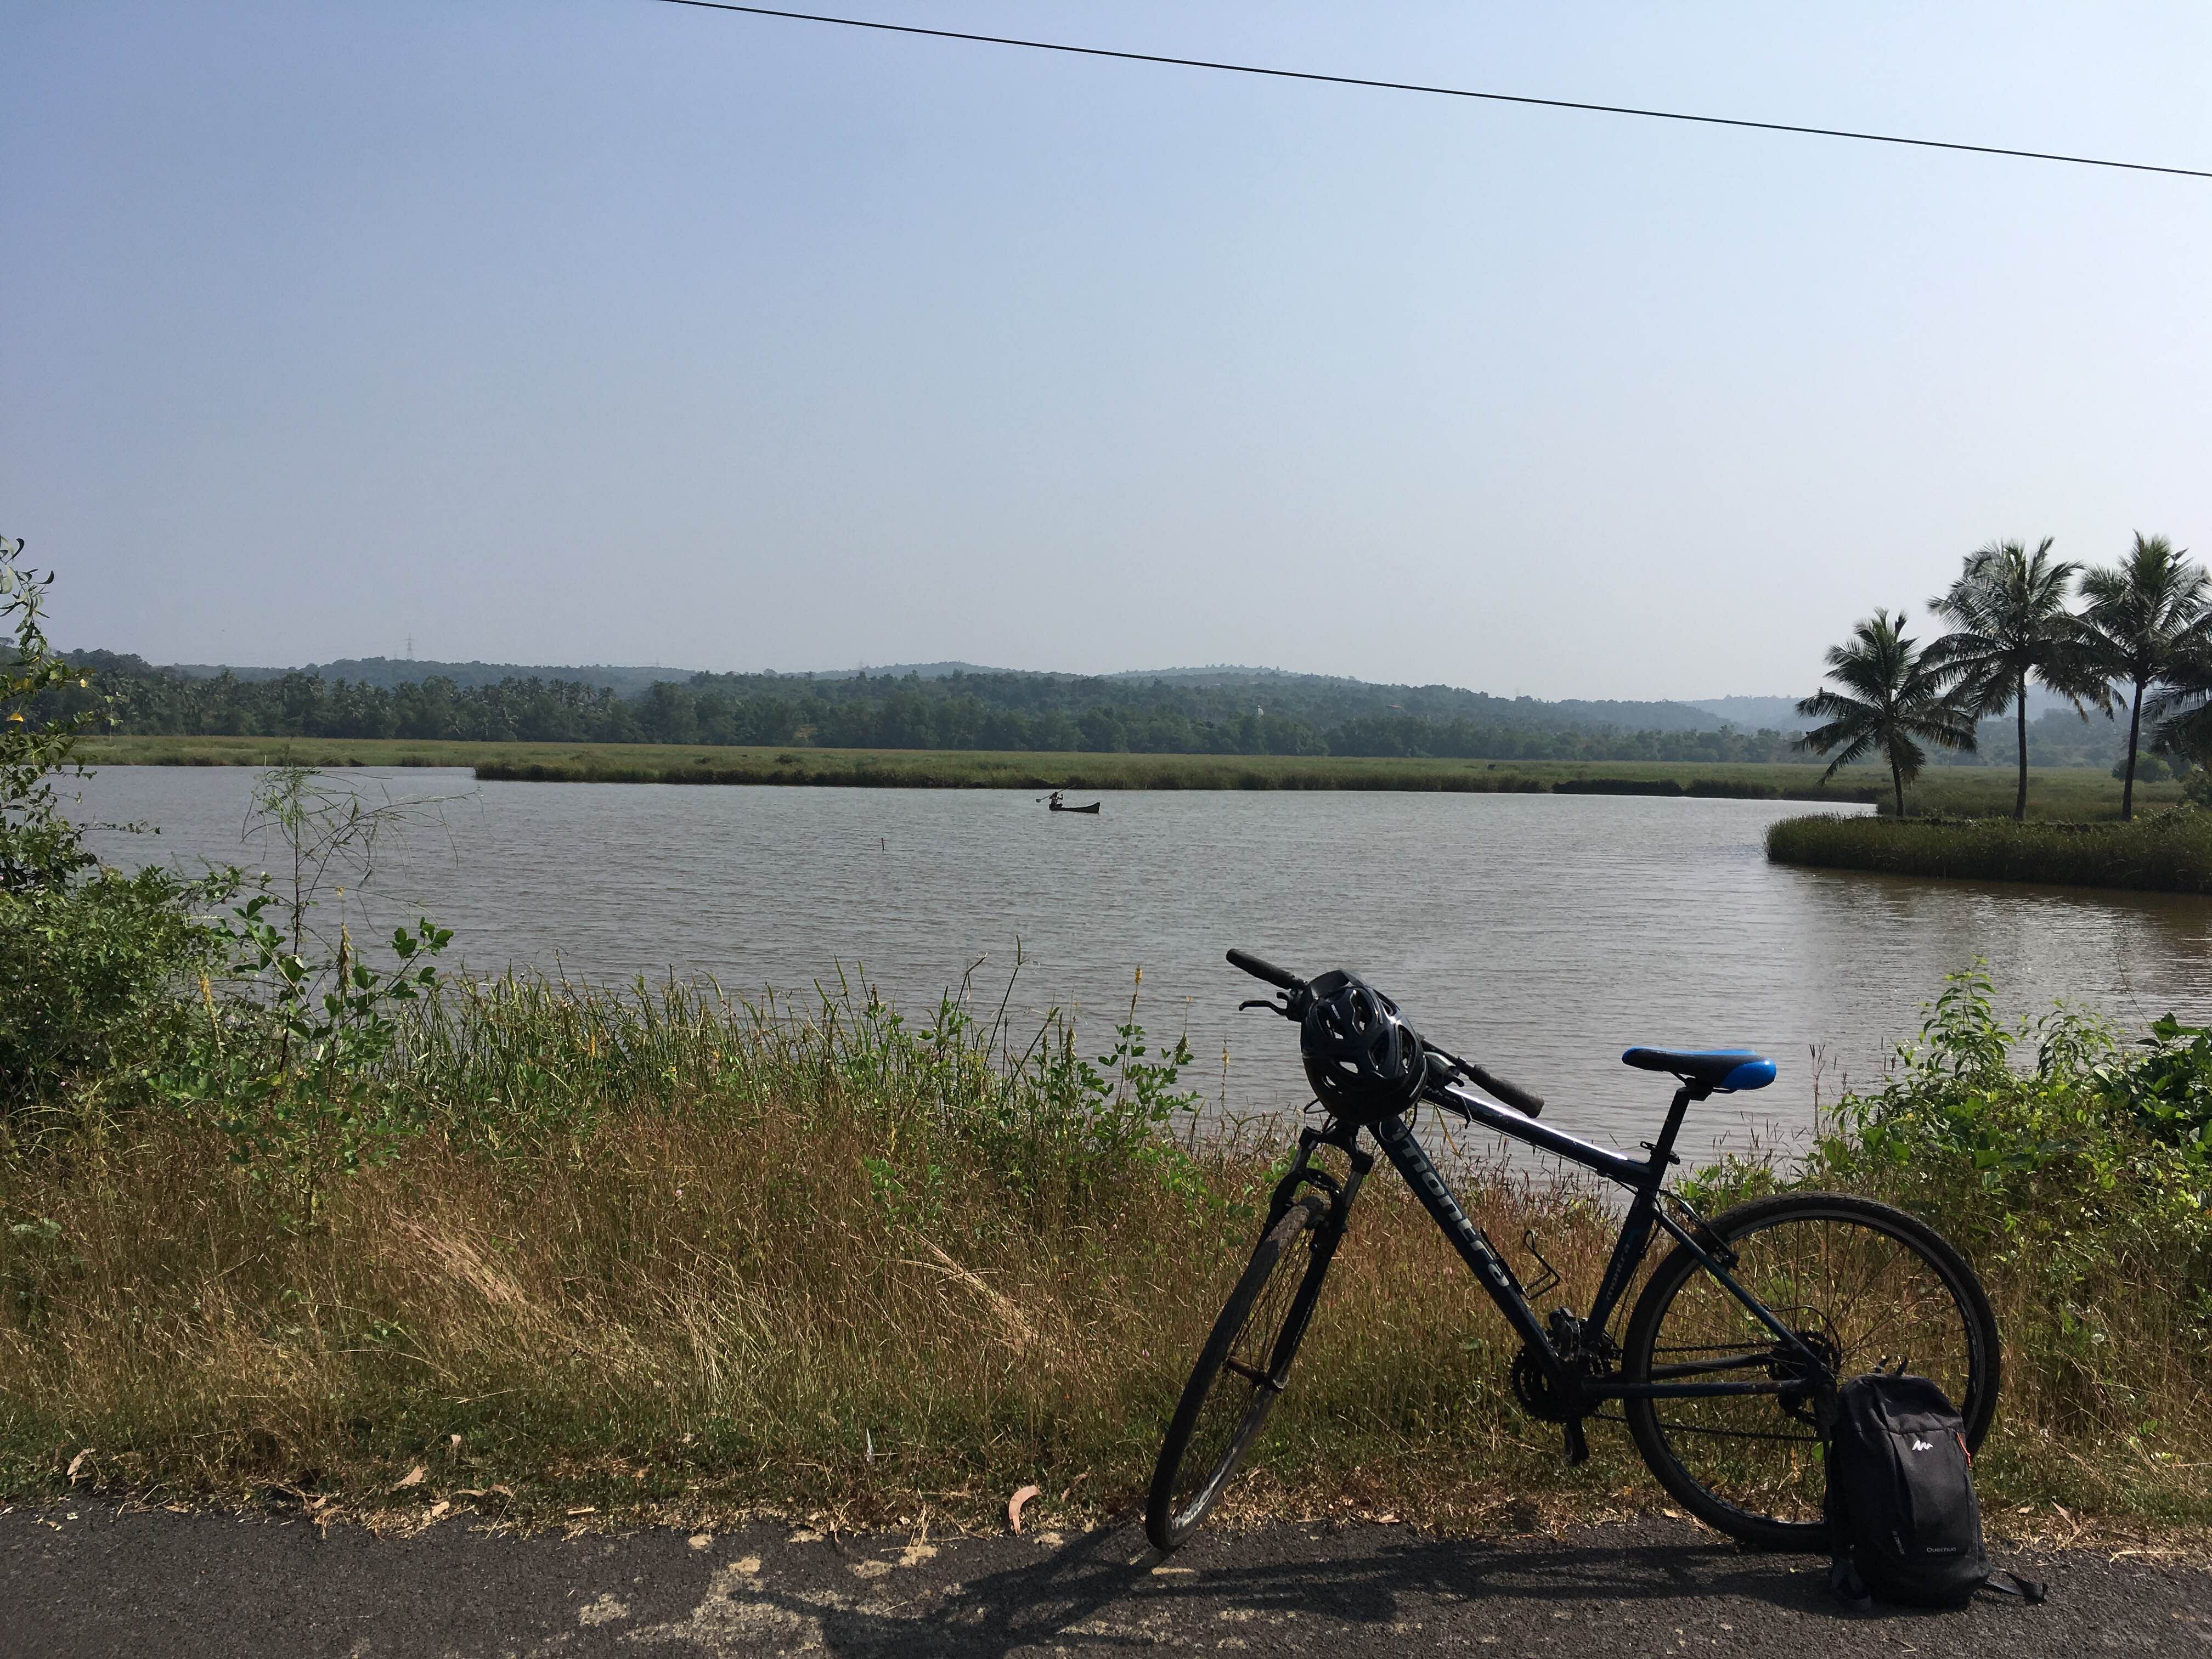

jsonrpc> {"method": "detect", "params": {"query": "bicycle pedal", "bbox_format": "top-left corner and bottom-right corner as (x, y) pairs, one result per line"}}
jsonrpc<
(1561, 1420), (1589, 1466)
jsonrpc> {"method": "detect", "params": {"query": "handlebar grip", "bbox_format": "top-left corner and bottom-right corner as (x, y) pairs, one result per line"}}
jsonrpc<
(1464, 1061), (1545, 1119)
(1226, 949), (1305, 993)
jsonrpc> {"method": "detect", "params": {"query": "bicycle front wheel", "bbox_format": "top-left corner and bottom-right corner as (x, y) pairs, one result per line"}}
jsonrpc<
(1145, 1193), (1336, 1553)
(1622, 1192), (2000, 1551)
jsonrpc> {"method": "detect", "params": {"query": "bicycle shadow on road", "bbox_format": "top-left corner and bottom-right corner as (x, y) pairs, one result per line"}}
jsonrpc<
(684, 1519), (1857, 1658)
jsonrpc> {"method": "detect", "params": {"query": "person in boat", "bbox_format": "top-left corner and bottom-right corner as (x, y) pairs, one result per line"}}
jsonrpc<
(1047, 790), (1064, 809)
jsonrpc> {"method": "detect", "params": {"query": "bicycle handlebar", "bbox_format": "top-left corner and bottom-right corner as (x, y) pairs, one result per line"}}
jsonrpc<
(1444, 1056), (1546, 1119)
(1226, 948), (1545, 1118)
(1225, 949), (1306, 994)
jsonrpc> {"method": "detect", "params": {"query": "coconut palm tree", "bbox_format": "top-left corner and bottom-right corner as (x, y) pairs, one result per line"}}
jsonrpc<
(2148, 642), (2212, 778)
(1928, 538), (2108, 821)
(1796, 610), (1977, 816)
(2076, 534), (2211, 819)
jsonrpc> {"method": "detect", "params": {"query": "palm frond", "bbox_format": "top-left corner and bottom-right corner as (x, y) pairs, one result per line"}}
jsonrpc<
(1794, 689), (1874, 724)
(1807, 728), (1877, 781)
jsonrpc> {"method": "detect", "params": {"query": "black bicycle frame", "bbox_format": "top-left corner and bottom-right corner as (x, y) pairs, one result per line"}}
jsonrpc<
(1268, 1075), (1833, 1411)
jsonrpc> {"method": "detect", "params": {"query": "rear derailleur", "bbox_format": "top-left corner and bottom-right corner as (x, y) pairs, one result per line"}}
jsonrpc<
(1510, 1308), (1620, 1467)
(1772, 1323), (1844, 1429)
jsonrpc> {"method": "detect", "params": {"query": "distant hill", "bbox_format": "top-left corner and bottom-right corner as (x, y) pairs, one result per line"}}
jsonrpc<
(693, 666), (1737, 736)
(1689, 689), (2110, 738)
(155, 656), (1022, 690)
(1687, 696), (1809, 733)
(71, 650), (1741, 736)
(800, 661), (1012, 681)
(153, 657), (685, 696)
(1091, 667), (1731, 733)
(54, 648), (1794, 762)
(1106, 664), (1347, 685)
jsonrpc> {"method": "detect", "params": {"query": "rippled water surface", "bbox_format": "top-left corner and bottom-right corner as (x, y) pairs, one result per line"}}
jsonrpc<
(70, 768), (2212, 1162)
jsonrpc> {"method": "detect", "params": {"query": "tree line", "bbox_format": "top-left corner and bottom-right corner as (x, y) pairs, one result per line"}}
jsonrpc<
(1799, 533), (2211, 819)
(32, 652), (1805, 764)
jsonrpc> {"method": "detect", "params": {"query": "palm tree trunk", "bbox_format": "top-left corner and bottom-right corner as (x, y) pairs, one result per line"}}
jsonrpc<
(2013, 674), (2029, 821)
(1891, 753), (1908, 819)
(2122, 679), (2144, 822)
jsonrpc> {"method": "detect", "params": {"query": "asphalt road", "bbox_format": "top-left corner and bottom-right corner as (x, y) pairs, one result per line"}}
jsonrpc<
(2, 1505), (2205, 1657)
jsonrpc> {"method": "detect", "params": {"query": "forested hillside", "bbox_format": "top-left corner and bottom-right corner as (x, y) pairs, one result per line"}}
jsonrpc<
(158, 655), (681, 696)
(37, 653), (1804, 762)
(37, 651), (2141, 768)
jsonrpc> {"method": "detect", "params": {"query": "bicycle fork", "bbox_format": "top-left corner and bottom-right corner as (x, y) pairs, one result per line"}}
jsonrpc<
(1256, 1120), (1374, 1381)
(1265, 1118), (1374, 1244)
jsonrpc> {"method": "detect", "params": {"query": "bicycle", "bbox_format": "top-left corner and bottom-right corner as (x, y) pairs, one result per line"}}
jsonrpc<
(1146, 950), (2000, 1555)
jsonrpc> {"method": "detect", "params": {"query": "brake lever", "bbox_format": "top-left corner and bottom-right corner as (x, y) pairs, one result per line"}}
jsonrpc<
(1238, 995), (1300, 1020)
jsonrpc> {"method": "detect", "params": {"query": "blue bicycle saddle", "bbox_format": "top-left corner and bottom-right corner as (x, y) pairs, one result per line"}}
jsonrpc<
(1621, 1047), (1776, 1092)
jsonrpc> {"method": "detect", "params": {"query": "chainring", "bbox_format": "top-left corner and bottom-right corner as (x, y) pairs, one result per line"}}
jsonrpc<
(1510, 1345), (1575, 1421)
(1510, 1328), (1618, 1424)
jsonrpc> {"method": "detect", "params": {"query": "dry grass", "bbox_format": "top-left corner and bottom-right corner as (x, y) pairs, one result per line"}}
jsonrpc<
(0, 1104), (1628, 1536)
(3, 975), (2207, 1543)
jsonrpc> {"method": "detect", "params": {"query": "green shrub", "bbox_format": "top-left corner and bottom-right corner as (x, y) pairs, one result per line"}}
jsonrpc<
(1798, 967), (2212, 1508)
(0, 867), (227, 1133)
(1, 536), (100, 898)
(0, 534), (232, 1135)
(2115, 753), (2171, 783)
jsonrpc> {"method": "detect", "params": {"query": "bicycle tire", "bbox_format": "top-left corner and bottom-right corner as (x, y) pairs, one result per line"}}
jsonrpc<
(1145, 1192), (1336, 1553)
(1622, 1191), (2000, 1551)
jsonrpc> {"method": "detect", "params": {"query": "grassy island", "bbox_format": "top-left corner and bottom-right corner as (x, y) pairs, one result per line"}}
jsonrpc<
(1768, 808), (2212, 893)
(75, 736), (2184, 817)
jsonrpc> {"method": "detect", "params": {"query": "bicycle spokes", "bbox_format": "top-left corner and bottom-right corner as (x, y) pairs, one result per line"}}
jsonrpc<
(1633, 1208), (1988, 1528)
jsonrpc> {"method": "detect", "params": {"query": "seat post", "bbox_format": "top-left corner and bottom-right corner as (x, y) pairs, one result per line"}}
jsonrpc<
(1645, 1082), (1707, 1174)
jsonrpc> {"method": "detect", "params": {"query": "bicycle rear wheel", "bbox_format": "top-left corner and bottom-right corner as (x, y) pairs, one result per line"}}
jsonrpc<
(1622, 1192), (2000, 1551)
(1145, 1193), (1336, 1553)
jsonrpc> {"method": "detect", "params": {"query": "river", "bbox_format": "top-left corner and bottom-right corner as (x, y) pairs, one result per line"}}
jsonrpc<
(66, 767), (2212, 1164)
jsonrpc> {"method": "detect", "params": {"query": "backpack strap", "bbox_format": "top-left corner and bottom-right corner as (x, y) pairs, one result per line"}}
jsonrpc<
(1978, 1568), (2049, 1605)
(1826, 1555), (1872, 1611)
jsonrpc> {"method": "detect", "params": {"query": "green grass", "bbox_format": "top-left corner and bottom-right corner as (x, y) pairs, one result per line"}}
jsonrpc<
(78, 734), (579, 770)
(76, 736), (2182, 817)
(1767, 808), (2212, 894)
(1867, 769), (2188, 821)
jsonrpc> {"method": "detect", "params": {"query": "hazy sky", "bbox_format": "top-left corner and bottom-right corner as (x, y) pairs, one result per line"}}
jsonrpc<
(6, 2), (2208, 697)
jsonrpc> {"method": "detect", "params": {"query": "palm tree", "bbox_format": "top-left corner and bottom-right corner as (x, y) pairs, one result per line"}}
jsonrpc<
(2076, 534), (2211, 820)
(1927, 538), (2108, 820)
(1796, 610), (1977, 816)
(2148, 642), (2212, 775)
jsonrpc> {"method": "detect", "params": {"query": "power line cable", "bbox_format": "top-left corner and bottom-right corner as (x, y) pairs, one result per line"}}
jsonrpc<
(647, 0), (2212, 182)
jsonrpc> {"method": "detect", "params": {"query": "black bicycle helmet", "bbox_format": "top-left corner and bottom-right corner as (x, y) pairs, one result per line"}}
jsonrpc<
(1300, 969), (1427, 1121)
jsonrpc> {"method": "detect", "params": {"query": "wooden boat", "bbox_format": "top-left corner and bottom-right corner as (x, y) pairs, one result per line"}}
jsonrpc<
(1048, 800), (1102, 814)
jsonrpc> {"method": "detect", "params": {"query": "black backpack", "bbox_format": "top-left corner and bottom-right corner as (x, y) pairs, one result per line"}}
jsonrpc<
(1824, 1372), (2046, 1610)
